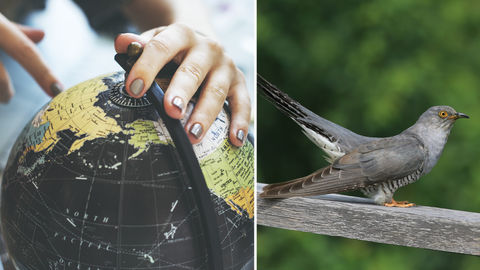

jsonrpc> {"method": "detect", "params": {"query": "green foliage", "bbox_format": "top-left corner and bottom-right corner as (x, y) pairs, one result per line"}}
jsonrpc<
(257, 0), (480, 268)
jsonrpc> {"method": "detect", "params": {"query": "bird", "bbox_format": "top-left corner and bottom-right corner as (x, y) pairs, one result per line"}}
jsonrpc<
(258, 75), (469, 207)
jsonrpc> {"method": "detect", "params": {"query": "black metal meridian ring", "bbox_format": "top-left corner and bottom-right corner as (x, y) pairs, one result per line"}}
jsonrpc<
(114, 53), (223, 270)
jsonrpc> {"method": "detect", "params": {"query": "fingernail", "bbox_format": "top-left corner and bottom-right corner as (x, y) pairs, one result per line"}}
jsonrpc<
(130, 79), (144, 96)
(190, 123), (203, 139)
(127, 42), (143, 57)
(236, 129), (245, 143)
(172, 97), (184, 112)
(50, 82), (63, 96)
(0, 82), (13, 103)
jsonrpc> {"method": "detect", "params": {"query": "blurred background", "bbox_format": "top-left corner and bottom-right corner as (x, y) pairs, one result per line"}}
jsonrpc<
(257, 0), (480, 269)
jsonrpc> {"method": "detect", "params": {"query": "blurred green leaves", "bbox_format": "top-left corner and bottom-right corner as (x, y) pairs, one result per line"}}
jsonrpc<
(257, 0), (480, 269)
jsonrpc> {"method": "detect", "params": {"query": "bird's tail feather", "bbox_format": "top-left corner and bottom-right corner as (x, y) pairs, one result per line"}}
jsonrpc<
(258, 75), (311, 122)
(259, 165), (367, 198)
(257, 74), (374, 154)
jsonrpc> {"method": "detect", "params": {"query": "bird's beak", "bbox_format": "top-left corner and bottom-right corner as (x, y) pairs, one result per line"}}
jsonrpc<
(450, 112), (469, 120)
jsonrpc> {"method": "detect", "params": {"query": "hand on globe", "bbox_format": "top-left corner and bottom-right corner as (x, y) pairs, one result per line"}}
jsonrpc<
(114, 23), (251, 146)
(0, 13), (63, 103)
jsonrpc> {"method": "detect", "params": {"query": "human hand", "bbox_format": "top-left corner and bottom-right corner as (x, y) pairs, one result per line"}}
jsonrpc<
(0, 13), (62, 103)
(114, 23), (251, 146)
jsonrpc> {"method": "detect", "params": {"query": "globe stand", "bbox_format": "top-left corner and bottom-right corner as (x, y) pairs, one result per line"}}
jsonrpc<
(114, 46), (224, 270)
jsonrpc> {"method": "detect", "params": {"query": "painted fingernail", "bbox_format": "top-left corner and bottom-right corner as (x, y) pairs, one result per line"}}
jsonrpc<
(130, 79), (144, 96)
(50, 82), (63, 96)
(0, 82), (13, 103)
(236, 129), (245, 143)
(190, 123), (203, 139)
(127, 42), (143, 57)
(172, 96), (184, 112)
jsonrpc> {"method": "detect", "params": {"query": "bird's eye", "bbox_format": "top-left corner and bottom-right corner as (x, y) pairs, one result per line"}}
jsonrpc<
(438, 111), (448, 118)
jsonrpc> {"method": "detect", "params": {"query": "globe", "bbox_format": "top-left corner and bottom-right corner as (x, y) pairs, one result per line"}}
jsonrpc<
(0, 71), (254, 269)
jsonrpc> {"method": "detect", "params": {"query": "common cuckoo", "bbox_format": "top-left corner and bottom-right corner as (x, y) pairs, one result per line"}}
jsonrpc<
(258, 75), (469, 207)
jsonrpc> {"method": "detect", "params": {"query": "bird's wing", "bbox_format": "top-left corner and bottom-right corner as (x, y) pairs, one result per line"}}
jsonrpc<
(259, 135), (426, 198)
(258, 75), (376, 162)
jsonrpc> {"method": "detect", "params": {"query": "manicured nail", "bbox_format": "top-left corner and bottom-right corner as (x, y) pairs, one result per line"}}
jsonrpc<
(50, 82), (63, 96)
(236, 129), (245, 143)
(130, 79), (144, 96)
(190, 123), (203, 139)
(0, 82), (13, 103)
(172, 96), (184, 112)
(127, 42), (143, 57)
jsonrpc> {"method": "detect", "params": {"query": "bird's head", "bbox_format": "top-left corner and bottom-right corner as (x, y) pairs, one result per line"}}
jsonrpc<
(417, 106), (469, 131)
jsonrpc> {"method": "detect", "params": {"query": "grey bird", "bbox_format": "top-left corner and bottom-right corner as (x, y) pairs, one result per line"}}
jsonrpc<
(258, 75), (469, 207)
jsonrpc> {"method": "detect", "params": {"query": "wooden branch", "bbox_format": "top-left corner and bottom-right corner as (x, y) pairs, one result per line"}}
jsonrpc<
(257, 183), (480, 255)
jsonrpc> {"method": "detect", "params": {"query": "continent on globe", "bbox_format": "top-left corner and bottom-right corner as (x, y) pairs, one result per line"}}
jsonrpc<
(1, 71), (254, 270)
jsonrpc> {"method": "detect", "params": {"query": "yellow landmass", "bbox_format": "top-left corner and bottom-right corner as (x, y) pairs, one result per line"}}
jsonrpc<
(30, 74), (122, 155)
(124, 119), (170, 158)
(199, 139), (254, 219)
(20, 72), (254, 218)
(226, 187), (254, 219)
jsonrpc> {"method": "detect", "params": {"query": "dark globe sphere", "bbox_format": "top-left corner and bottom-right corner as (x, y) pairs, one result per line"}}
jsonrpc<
(0, 71), (254, 269)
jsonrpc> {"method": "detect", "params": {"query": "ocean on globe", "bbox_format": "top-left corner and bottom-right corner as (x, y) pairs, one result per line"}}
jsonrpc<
(0, 71), (254, 269)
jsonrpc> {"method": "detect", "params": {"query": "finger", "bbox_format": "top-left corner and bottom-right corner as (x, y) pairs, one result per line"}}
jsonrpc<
(184, 61), (235, 144)
(139, 27), (167, 40)
(125, 24), (195, 98)
(227, 70), (251, 147)
(0, 14), (62, 97)
(15, 24), (44, 43)
(114, 28), (168, 53)
(0, 60), (14, 103)
(163, 42), (221, 119)
(114, 33), (148, 53)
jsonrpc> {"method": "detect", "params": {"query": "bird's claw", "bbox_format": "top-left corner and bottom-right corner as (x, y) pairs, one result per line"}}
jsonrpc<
(384, 199), (416, 208)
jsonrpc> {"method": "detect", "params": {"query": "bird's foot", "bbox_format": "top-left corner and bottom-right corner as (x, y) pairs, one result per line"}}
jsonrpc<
(383, 199), (416, 208)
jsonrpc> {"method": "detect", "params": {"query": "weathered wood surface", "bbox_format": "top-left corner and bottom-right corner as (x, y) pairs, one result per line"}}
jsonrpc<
(257, 183), (480, 255)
